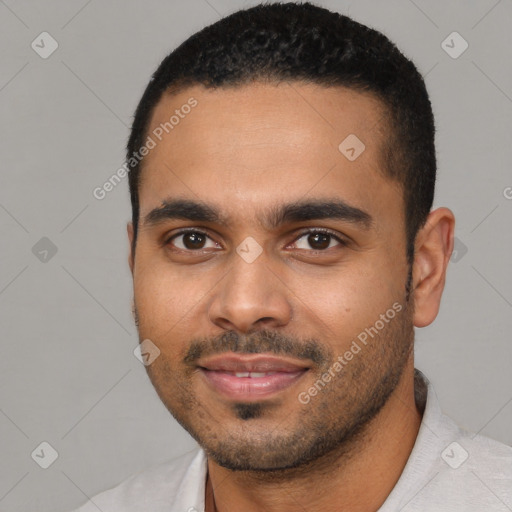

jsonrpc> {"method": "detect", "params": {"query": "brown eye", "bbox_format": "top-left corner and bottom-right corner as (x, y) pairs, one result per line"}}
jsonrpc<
(292, 229), (346, 251)
(307, 232), (331, 250)
(166, 230), (218, 251)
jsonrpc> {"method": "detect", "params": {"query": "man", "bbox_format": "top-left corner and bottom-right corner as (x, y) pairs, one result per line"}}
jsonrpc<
(73, 2), (512, 511)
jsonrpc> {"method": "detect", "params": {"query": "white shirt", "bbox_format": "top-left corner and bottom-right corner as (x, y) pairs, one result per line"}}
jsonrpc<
(71, 370), (512, 511)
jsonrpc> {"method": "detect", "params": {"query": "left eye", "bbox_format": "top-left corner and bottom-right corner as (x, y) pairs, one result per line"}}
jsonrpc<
(291, 230), (345, 251)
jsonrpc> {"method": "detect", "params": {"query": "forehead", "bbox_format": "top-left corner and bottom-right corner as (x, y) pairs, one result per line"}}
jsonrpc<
(138, 82), (401, 230)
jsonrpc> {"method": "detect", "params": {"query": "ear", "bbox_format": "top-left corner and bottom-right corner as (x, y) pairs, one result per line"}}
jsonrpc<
(411, 207), (455, 328)
(127, 222), (135, 276)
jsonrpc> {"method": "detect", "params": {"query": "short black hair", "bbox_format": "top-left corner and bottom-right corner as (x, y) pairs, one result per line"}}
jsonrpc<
(127, 1), (436, 269)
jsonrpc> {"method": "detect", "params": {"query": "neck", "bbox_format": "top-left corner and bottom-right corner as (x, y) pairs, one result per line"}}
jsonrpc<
(205, 362), (423, 512)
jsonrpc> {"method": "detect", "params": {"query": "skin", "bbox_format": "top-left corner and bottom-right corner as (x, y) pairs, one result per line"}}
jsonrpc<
(127, 82), (455, 512)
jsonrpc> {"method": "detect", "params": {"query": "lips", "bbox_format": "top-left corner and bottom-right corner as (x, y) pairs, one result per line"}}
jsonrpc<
(197, 353), (310, 400)
(197, 353), (310, 373)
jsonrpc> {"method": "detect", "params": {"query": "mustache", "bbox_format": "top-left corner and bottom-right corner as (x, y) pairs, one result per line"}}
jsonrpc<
(183, 329), (331, 368)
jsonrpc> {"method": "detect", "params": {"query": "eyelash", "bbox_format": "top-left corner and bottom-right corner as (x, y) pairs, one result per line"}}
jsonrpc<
(164, 227), (347, 253)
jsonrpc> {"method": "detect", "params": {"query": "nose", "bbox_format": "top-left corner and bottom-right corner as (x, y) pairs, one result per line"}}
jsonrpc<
(207, 250), (293, 333)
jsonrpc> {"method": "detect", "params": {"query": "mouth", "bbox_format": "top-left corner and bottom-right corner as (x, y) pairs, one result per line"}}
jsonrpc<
(197, 353), (311, 401)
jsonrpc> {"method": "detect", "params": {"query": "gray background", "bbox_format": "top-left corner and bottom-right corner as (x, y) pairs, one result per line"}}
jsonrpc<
(0, 1), (511, 511)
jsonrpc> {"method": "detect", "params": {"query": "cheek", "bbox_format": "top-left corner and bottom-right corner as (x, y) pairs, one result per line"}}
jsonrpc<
(303, 283), (366, 343)
(133, 261), (199, 333)
(292, 262), (402, 344)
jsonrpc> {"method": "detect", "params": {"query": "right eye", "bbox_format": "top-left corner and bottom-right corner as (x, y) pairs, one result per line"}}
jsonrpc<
(165, 229), (220, 252)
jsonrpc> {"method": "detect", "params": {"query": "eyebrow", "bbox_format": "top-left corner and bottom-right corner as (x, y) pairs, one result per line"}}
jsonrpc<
(142, 197), (373, 231)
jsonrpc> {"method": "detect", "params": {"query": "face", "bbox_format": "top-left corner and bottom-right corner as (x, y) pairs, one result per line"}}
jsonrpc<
(128, 82), (415, 471)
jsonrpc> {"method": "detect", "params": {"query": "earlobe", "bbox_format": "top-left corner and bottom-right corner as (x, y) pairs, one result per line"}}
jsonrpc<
(412, 207), (455, 328)
(127, 222), (134, 275)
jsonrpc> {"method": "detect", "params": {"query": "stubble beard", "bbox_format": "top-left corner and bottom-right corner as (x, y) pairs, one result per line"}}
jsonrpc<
(135, 294), (415, 479)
